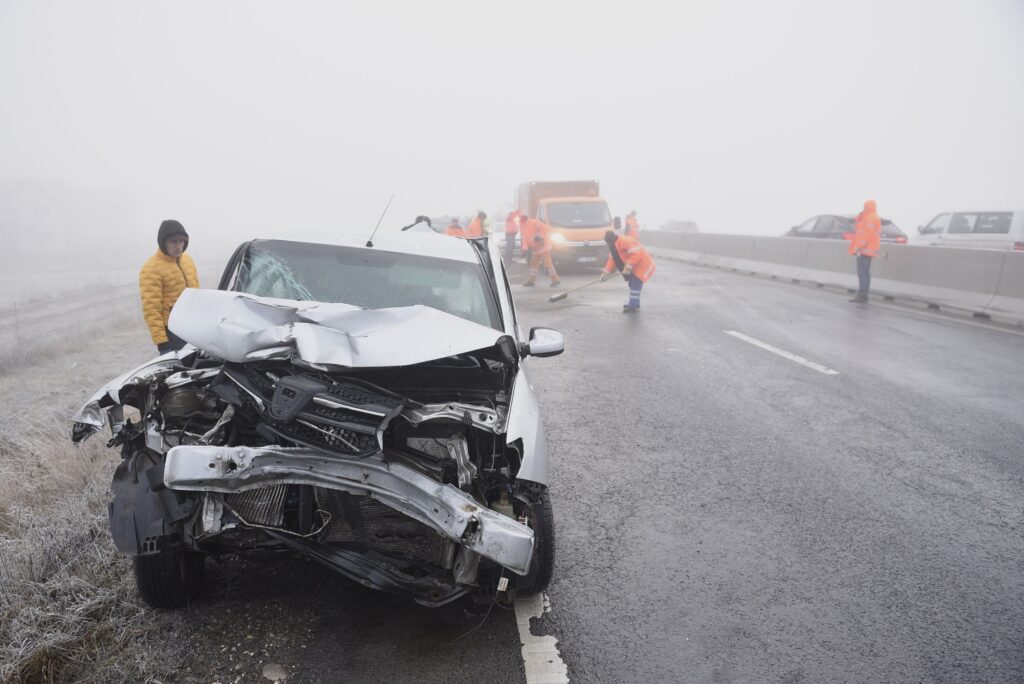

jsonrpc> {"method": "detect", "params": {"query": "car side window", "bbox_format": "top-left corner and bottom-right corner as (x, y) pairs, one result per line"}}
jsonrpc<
(948, 213), (978, 234)
(815, 216), (844, 236)
(921, 214), (951, 235)
(974, 212), (1013, 234)
(795, 217), (817, 234)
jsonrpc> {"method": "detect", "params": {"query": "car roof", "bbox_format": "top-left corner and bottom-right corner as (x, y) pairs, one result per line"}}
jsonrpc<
(820, 214), (896, 223)
(248, 228), (481, 264)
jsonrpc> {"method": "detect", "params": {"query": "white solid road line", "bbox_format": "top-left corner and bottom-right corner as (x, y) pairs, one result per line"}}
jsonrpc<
(870, 301), (1024, 338)
(514, 593), (569, 684)
(724, 330), (841, 376)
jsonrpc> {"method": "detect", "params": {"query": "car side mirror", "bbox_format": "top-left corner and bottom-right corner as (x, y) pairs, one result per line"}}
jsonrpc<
(521, 327), (564, 358)
(788, 227), (798, 234)
(917, 226), (924, 234)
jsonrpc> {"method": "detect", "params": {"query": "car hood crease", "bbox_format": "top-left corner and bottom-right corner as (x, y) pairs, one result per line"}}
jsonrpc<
(168, 289), (511, 368)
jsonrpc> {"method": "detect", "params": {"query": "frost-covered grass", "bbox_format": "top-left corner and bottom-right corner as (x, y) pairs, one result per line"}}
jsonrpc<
(0, 320), (179, 683)
(0, 429), (154, 682)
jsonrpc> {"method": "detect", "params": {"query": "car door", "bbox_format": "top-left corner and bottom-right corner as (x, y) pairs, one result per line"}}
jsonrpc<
(945, 212), (980, 248)
(917, 213), (950, 246)
(814, 216), (847, 240)
(483, 238), (550, 485)
(972, 212), (1015, 250)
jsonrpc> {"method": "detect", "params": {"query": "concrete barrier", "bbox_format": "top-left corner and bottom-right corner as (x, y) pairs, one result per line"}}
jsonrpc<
(643, 231), (1024, 325)
(986, 252), (1024, 318)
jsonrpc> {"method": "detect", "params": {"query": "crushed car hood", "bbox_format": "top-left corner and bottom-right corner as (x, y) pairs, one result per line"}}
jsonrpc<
(168, 289), (509, 368)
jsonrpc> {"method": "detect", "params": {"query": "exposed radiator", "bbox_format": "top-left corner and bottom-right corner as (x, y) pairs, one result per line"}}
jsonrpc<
(225, 484), (288, 526)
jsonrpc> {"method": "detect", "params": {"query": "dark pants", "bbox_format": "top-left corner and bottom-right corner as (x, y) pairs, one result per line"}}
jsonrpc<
(626, 274), (644, 308)
(505, 233), (517, 263)
(856, 255), (872, 295)
(157, 328), (187, 355)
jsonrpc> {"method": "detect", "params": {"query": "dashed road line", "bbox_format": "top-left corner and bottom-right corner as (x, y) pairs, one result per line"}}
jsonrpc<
(514, 593), (569, 683)
(724, 330), (840, 375)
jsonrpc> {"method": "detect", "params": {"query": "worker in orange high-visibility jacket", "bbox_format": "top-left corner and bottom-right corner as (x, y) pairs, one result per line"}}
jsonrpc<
(522, 217), (560, 287)
(445, 218), (466, 238)
(846, 199), (881, 303)
(519, 214), (536, 264)
(504, 210), (521, 263)
(625, 210), (640, 239)
(466, 211), (486, 238)
(600, 230), (655, 313)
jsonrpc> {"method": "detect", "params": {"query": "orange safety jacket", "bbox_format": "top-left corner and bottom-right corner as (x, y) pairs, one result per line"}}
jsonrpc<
(521, 218), (552, 254)
(848, 200), (881, 257)
(466, 217), (484, 238)
(604, 235), (656, 282)
(505, 211), (520, 235)
(445, 225), (466, 238)
(520, 217), (537, 248)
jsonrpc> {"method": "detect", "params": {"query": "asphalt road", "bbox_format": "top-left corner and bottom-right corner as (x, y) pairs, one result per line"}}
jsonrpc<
(173, 257), (1024, 683)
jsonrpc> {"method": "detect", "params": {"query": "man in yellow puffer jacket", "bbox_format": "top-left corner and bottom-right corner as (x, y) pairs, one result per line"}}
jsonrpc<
(139, 220), (199, 353)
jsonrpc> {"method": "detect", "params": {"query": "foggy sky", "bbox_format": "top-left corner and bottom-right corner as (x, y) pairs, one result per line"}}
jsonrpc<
(1, 0), (1022, 257)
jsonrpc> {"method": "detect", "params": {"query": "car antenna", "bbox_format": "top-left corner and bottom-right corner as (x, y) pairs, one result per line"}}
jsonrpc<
(365, 193), (396, 248)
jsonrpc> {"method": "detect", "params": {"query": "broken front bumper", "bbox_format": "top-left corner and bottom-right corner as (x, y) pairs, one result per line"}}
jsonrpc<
(163, 445), (535, 576)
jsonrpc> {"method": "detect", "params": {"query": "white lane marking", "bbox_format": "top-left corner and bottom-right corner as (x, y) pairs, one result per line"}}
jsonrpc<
(514, 593), (569, 684)
(724, 330), (840, 376)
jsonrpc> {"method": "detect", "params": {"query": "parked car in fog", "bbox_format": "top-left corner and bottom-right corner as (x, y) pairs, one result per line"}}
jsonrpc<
(785, 214), (908, 244)
(914, 211), (1024, 251)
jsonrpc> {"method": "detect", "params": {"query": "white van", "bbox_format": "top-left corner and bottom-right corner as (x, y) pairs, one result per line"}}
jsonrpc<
(915, 211), (1024, 251)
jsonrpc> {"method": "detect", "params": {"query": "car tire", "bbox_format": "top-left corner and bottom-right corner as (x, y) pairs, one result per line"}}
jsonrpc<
(516, 485), (555, 595)
(133, 543), (205, 609)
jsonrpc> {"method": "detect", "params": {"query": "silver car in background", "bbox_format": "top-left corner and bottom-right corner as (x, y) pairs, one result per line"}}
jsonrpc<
(914, 211), (1024, 250)
(72, 225), (562, 608)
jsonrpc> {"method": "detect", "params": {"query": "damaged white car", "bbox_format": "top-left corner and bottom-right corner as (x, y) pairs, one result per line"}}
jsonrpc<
(72, 223), (563, 608)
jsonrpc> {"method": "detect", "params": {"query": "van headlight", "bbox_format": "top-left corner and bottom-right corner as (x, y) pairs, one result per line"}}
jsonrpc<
(550, 233), (568, 246)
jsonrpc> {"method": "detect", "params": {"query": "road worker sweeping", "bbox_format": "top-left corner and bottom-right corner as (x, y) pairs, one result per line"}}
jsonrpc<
(600, 230), (655, 313)
(522, 217), (561, 288)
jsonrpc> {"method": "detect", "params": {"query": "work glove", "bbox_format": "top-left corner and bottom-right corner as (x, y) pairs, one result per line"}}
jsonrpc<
(600, 271), (610, 282)
(622, 273), (630, 282)
(534, 234), (543, 244)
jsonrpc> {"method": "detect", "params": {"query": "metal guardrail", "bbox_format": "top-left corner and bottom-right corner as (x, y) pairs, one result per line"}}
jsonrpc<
(642, 232), (1024, 325)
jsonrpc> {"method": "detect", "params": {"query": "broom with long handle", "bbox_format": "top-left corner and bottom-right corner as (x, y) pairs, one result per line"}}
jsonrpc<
(548, 277), (609, 303)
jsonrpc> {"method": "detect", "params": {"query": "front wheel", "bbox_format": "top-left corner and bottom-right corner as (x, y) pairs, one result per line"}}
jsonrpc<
(133, 544), (205, 609)
(515, 486), (555, 595)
